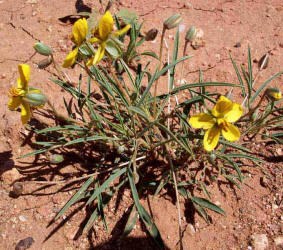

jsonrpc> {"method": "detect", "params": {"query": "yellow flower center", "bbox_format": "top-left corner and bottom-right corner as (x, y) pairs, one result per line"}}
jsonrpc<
(8, 87), (26, 98)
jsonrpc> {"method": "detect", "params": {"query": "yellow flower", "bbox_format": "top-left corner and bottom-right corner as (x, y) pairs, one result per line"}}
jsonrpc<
(8, 64), (44, 124)
(189, 96), (243, 151)
(62, 18), (88, 68)
(87, 11), (131, 66)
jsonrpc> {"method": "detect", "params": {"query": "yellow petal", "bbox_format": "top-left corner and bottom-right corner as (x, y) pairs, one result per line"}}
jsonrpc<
(21, 101), (31, 124)
(87, 43), (106, 66)
(221, 123), (240, 142)
(113, 24), (131, 37)
(8, 96), (22, 110)
(62, 48), (79, 68)
(17, 64), (30, 90)
(203, 125), (221, 151)
(212, 96), (233, 118)
(72, 18), (88, 46)
(88, 37), (101, 44)
(225, 103), (243, 123)
(99, 11), (113, 41)
(189, 113), (215, 129)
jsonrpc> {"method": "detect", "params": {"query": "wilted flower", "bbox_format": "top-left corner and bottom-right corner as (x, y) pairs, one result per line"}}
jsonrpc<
(87, 11), (131, 66)
(62, 18), (88, 68)
(189, 96), (243, 151)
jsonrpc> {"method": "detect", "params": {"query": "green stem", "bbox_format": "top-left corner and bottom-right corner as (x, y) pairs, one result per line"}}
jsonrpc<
(153, 27), (166, 119)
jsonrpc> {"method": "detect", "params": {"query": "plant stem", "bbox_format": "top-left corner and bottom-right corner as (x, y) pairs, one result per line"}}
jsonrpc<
(153, 27), (166, 118)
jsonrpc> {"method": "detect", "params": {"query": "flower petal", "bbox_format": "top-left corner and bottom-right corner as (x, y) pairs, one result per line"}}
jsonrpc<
(225, 103), (243, 123)
(87, 43), (106, 66)
(8, 96), (22, 110)
(62, 48), (79, 68)
(189, 113), (215, 129)
(221, 123), (240, 142)
(21, 101), (31, 124)
(88, 37), (101, 44)
(72, 18), (88, 46)
(99, 11), (113, 41)
(113, 24), (131, 37)
(212, 95), (233, 118)
(17, 64), (30, 90)
(203, 125), (221, 151)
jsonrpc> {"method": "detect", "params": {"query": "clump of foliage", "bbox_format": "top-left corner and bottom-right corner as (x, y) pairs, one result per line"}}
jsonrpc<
(9, 2), (282, 249)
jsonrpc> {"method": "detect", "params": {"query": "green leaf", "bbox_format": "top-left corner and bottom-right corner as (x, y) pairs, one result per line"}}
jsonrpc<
(86, 168), (127, 206)
(55, 176), (94, 220)
(122, 205), (139, 237)
(191, 196), (226, 215)
(250, 70), (283, 103)
(128, 167), (164, 248)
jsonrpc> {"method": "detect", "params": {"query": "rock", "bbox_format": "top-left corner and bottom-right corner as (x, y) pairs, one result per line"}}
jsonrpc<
(250, 234), (269, 250)
(15, 237), (34, 250)
(12, 182), (24, 197)
(2, 168), (22, 185)
(234, 42), (241, 48)
(260, 176), (268, 187)
(274, 236), (283, 246)
(187, 223), (195, 236)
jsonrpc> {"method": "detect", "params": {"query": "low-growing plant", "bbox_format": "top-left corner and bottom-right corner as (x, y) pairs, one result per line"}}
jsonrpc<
(9, 2), (282, 249)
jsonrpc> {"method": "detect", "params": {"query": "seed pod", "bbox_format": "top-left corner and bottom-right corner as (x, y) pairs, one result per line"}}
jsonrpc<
(33, 42), (53, 56)
(185, 26), (197, 42)
(50, 154), (64, 164)
(37, 57), (52, 69)
(12, 182), (23, 197)
(145, 28), (158, 41)
(209, 153), (216, 162)
(163, 14), (182, 30)
(265, 88), (282, 101)
(23, 92), (47, 107)
(117, 145), (125, 154)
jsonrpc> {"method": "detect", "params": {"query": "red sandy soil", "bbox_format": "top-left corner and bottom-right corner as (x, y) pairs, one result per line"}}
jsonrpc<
(0, 0), (282, 249)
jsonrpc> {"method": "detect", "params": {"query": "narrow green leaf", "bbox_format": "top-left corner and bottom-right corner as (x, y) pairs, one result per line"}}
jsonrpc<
(128, 167), (164, 248)
(191, 196), (226, 215)
(55, 176), (94, 220)
(122, 205), (139, 237)
(250, 70), (283, 103)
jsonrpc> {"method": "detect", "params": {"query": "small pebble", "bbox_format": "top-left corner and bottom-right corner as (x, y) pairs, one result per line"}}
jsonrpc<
(15, 237), (35, 250)
(234, 42), (241, 48)
(18, 215), (26, 222)
(260, 176), (268, 187)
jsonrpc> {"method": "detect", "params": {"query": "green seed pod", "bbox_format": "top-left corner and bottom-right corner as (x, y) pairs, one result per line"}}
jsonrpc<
(209, 153), (216, 162)
(50, 154), (64, 164)
(265, 88), (282, 101)
(23, 91), (47, 107)
(33, 42), (53, 56)
(117, 145), (125, 154)
(37, 57), (52, 69)
(145, 28), (158, 41)
(185, 26), (197, 42)
(163, 14), (182, 30)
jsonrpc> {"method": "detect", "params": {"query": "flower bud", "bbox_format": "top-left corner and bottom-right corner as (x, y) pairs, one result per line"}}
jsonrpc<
(145, 28), (158, 41)
(50, 154), (64, 164)
(23, 91), (47, 107)
(185, 26), (197, 42)
(163, 14), (182, 30)
(265, 88), (282, 101)
(33, 42), (53, 56)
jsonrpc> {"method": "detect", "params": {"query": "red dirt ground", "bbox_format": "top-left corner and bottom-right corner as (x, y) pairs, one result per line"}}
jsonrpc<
(0, 0), (282, 249)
